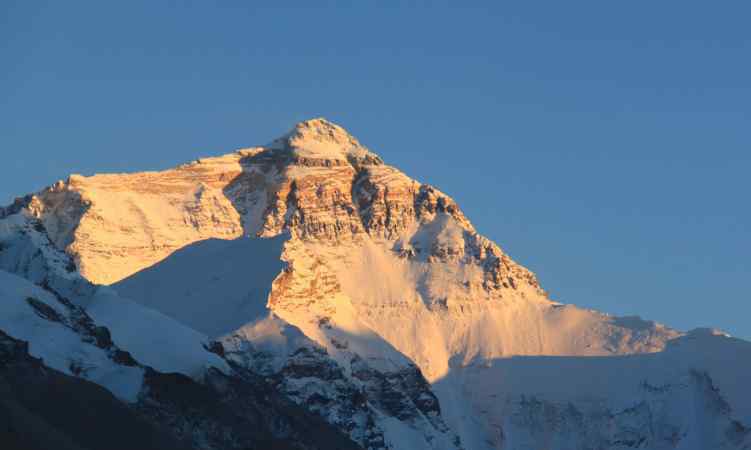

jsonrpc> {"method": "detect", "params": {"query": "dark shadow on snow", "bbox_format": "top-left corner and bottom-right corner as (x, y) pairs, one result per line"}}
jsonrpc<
(112, 234), (288, 339)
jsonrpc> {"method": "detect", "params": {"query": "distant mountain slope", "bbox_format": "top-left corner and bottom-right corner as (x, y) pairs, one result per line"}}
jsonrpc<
(441, 329), (751, 449)
(1, 118), (749, 449)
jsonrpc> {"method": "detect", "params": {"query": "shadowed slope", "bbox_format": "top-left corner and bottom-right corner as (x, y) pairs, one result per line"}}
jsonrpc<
(113, 235), (287, 338)
(432, 330), (751, 449)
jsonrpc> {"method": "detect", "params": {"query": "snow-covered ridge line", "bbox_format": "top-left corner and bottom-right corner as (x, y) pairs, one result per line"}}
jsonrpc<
(0, 269), (144, 401)
(0, 212), (229, 379)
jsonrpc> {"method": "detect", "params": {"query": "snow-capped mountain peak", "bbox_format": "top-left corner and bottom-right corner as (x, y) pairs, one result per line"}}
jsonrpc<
(1, 119), (749, 450)
(268, 117), (378, 162)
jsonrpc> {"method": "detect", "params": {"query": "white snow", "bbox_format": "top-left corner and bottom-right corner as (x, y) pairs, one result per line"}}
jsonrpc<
(434, 328), (751, 449)
(0, 269), (144, 402)
(0, 210), (229, 380)
(222, 313), (317, 373)
(84, 286), (229, 376)
(271, 117), (379, 162)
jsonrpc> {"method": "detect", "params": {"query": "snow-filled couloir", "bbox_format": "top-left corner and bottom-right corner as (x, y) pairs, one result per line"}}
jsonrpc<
(1, 118), (749, 450)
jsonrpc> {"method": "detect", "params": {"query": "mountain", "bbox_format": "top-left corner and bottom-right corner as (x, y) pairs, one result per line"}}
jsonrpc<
(1, 118), (749, 450)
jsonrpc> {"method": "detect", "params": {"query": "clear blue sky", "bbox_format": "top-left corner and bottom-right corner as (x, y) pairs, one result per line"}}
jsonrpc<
(2, 2), (749, 339)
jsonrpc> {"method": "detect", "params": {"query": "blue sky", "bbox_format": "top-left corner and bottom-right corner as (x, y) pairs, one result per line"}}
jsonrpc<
(2, 2), (749, 339)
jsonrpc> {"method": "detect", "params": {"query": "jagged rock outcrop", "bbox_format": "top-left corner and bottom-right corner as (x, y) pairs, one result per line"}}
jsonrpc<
(221, 320), (462, 450)
(136, 365), (362, 450)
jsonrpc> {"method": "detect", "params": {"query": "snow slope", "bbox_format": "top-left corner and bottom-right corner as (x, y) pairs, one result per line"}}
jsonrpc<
(446, 329), (751, 449)
(0, 211), (228, 378)
(0, 269), (144, 401)
(113, 235), (287, 338)
(85, 286), (229, 376)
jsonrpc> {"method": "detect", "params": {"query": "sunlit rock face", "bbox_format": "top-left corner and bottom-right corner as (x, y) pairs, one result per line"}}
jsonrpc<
(26, 119), (538, 295)
(25, 118), (673, 357)
(3, 118), (749, 450)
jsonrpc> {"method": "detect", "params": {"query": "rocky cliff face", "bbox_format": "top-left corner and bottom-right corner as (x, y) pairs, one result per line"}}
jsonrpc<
(1, 118), (750, 450)
(24, 119), (537, 297)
